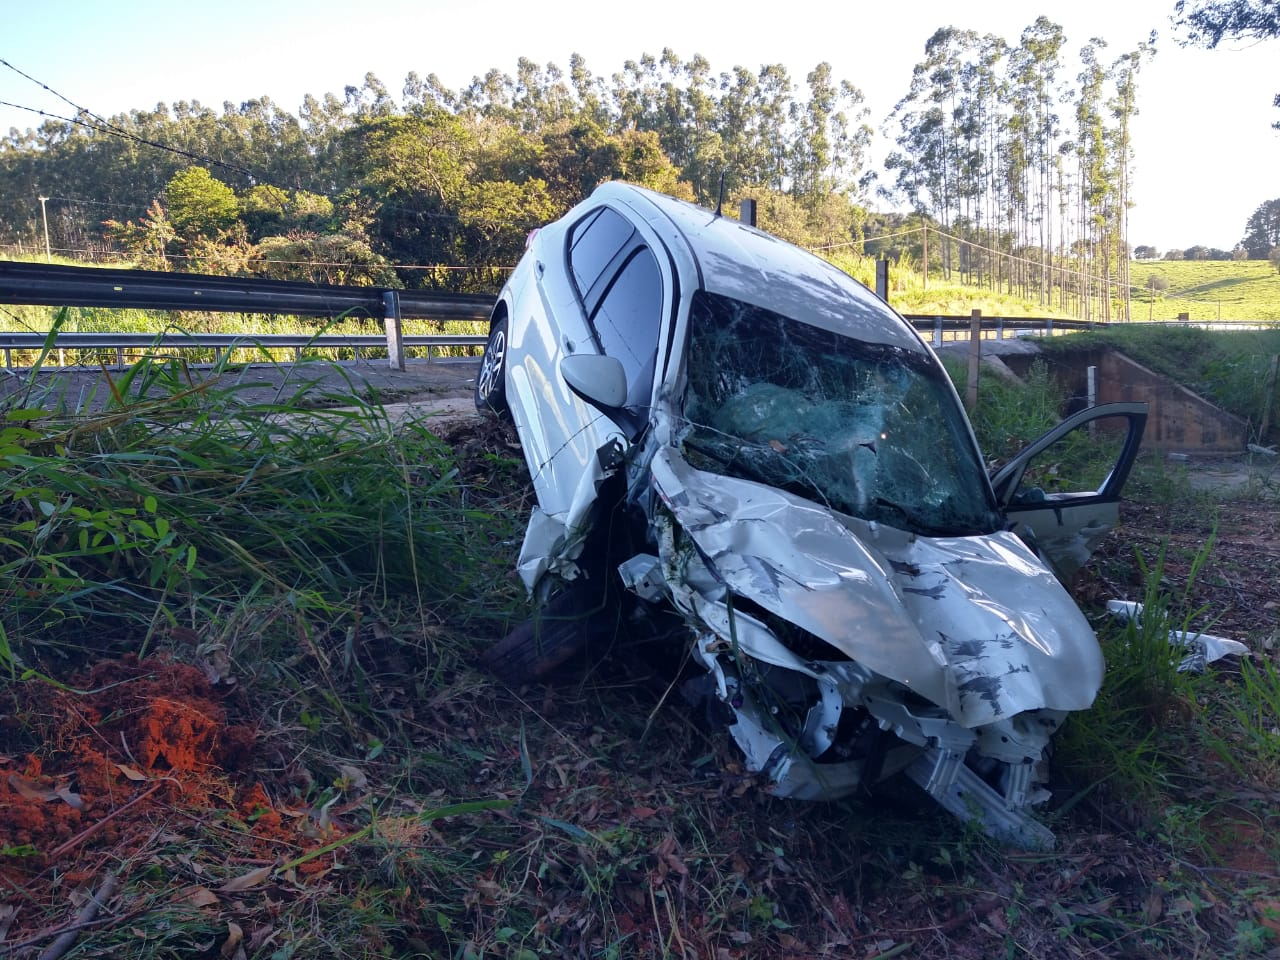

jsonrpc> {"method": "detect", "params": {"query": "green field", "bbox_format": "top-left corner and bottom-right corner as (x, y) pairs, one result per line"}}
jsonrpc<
(1129, 259), (1280, 322)
(835, 250), (1280, 322)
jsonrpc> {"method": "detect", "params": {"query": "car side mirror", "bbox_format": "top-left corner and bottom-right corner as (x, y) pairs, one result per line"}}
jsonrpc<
(560, 354), (628, 410)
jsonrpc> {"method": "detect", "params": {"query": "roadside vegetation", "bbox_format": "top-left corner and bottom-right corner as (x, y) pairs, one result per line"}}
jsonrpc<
(2, 322), (1279, 957)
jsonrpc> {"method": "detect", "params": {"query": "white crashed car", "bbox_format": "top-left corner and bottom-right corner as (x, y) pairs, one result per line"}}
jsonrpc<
(475, 181), (1147, 846)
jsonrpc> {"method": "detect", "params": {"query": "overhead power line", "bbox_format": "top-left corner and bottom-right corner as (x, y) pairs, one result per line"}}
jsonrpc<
(1, 56), (264, 180)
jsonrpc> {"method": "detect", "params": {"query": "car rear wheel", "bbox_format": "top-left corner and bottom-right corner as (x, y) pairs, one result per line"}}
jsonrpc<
(475, 317), (509, 416)
(483, 580), (615, 682)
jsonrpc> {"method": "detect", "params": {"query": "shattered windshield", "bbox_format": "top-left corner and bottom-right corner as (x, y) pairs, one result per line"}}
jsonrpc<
(679, 292), (1001, 536)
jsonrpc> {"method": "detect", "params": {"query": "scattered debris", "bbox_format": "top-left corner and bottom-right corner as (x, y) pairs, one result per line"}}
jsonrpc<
(1106, 600), (1250, 672)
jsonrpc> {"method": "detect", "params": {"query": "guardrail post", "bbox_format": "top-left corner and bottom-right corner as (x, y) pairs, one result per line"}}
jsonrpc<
(934, 317), (942, 347)
(1046, 317), (1053, 337)
(383, 291), (405, 371)
(997, 316), (1004, 341)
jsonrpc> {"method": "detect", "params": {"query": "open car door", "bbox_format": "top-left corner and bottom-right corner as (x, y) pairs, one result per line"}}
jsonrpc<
(989, 402), (1148, 582)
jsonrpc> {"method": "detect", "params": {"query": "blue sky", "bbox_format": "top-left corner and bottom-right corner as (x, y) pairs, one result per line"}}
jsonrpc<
(2, 0), (1276, 251)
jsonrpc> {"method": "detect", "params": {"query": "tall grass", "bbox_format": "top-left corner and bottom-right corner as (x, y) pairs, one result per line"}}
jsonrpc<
(1, 326), (522, 680)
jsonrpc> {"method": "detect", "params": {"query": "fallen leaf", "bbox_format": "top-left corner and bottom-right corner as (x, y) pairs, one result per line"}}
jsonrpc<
(1144, 890), (1164, 923)
(337, 764), (368, 792)
(218, 866), (273, 893)
(117, 763), (149, 782)
(187, 886), (220, 907)
(630, 806), (658, 820)
(8, 774), (57, 802)
(220, 920), (244, 959)
(768, 439), (787, 452)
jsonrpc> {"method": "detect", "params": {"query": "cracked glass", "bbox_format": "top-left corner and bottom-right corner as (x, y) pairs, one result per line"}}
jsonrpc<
(678, 291), (1001, 536)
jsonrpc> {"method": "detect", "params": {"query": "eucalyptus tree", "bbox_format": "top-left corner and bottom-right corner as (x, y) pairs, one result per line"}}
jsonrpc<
(1107, 40), (1155, 320)
(1009, 17), (1067, 302)
(887, 27), (984, 277)
(568, 54), (611, 129)
(790, 62), (872, 210)
(1072, 39), (1113, 320)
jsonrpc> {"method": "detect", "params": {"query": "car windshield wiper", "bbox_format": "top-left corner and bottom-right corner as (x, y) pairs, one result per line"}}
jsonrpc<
(874, 497), (998, 537)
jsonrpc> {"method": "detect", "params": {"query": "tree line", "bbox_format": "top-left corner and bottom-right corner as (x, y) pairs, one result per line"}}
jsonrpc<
(0, 29), (1197, 315)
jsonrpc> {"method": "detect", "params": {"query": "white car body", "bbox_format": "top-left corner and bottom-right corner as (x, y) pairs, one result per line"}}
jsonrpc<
(476, 181), (1147, 846)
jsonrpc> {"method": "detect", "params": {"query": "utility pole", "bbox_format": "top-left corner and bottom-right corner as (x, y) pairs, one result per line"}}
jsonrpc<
(38, 196), (51, 262)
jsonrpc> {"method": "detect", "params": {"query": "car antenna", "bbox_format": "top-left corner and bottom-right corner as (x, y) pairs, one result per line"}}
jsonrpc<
(713, 172), (726, 218)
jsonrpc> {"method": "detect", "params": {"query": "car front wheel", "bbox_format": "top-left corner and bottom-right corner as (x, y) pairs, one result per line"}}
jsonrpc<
(475, 317), (509, 416)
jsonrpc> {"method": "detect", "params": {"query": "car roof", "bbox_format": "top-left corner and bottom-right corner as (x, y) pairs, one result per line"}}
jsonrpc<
(596, 182), (928, 353)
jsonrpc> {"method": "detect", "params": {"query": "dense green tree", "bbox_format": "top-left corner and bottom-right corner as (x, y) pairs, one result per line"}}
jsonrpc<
(101, 199), (176, 269)
(252, 233), (398, 285)
(165, 166), (240, 241)
(1241, 197), (1280, 257)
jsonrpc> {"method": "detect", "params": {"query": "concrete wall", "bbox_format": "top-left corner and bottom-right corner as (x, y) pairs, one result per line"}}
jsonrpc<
(1007, 348), (1247, 454)
(1095, 351), (1246, 453)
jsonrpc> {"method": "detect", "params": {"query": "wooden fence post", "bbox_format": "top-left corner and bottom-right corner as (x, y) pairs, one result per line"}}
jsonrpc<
(967, 309), (981, 412)
(875, 259), (889, 302)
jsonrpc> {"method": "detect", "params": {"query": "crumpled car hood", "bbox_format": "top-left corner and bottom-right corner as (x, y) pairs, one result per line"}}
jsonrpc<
(650, 446), (1104, 729)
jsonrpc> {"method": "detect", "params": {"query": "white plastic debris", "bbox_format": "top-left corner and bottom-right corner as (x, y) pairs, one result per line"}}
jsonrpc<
(1106, 600), (1250, 673)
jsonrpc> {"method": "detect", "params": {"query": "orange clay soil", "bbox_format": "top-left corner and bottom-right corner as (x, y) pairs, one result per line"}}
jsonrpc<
(0, 653), (335, 921)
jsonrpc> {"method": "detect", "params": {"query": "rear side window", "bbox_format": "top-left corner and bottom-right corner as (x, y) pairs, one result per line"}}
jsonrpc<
(591, 248), (662, 409)
(569, 207), (635, 299)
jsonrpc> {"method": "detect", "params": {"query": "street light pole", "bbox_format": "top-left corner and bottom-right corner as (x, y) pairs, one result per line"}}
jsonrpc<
(38, 195), (51, 262)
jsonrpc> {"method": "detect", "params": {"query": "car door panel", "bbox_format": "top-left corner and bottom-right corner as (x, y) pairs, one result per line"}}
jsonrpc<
(990, 402), (1148, 581)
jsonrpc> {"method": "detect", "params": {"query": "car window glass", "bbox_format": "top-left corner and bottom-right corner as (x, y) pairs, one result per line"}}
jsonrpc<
(569, 207), (635, 298)
(591, 247), (662, 409)
(679, 291), (1000, 536)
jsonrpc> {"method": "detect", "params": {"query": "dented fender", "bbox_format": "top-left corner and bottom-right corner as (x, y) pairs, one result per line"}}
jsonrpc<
(649, 447), (1104, 727)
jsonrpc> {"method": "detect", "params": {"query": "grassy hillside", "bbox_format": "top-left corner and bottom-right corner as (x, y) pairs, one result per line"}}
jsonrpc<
(1128, 259), (1280, 322)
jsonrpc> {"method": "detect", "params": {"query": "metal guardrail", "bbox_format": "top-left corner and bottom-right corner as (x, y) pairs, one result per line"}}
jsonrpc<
(0, 331), (488, 370)
(903, 314), (1094, 346)
(0, 260), (494, 371)
(0, 260), (494, 320)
